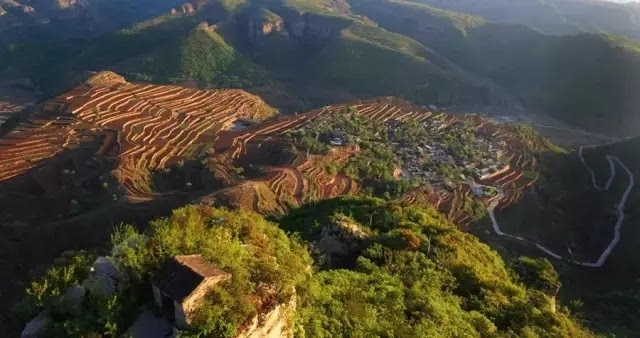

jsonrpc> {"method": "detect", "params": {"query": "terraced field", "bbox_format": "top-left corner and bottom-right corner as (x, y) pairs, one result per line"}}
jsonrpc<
(0, 101), (24, 127)
(0, 76), (556, 327)
(0, 72), (276, 223)
(0, 73), (549, 226)
(201, 97), (548, 224)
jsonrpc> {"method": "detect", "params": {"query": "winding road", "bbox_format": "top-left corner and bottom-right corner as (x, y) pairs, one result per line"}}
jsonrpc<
(487, 146), (635, 267)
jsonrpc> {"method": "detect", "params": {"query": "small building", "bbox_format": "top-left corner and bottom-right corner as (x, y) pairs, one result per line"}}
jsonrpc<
(152, 255), (231, 329)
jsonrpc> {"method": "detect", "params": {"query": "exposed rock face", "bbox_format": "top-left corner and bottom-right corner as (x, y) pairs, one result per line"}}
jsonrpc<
(279, 13), (343, 41)
(237, 299), (294, 338)
(52, 0), (81, 10)
(21, 312), (50, 338)
(180, 2), (195, 14)
(20, 256), (127, 337)
(302, 14), (342, 40)
(248, 11), (285, 42)
(245, 8), (347, 44)
(170, 1), (196, 15)
(316, 214), (372, 268)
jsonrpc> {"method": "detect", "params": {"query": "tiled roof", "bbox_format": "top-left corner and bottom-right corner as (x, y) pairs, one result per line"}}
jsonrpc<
(153, 255), (229, 302)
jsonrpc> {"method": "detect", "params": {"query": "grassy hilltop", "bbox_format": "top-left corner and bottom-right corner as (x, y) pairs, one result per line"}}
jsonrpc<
(12, 199), (593, 337)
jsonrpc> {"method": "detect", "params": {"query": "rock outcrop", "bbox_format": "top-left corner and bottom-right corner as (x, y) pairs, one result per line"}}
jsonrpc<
(316, 214), (372, 268)
(248, 10), (285, 42)
(237, 302), (293, 338)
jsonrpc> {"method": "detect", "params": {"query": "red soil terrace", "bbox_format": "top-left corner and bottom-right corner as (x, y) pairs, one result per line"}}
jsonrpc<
(0, 75), (546, 226)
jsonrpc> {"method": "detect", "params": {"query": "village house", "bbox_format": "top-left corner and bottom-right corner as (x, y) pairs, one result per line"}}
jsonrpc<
(152, 255), (231, 329)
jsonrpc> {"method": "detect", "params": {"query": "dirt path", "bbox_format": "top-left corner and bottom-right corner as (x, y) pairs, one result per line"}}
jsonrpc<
(487, 146), (635, 267)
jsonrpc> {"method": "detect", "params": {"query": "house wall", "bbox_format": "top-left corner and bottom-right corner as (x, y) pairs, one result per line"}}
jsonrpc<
(174, 300), (188, 329)
(153, 284), (189, 329)
(181, 275), (231, 325)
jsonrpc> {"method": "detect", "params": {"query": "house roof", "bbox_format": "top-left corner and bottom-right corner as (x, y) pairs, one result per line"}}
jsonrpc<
(153, 255), (229, 303)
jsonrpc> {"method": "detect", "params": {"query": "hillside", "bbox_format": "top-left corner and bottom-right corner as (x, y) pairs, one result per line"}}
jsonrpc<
(11, 199), (594, 337)
(0, 0), (193, 44)
(349, 0), (640, 136)
(1, 0), (498, 110)
(409, 0), (640, 39)
(117, 22), (265, 87)
(3, 2), (640, 335)
(0, 75), (560, 334)
(3, 0), (640, 136)
(474, 136), (640, 336)
(0, 75), (551, 226)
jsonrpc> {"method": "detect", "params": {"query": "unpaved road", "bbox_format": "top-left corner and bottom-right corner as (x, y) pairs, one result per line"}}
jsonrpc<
(487, 146), (635, 267)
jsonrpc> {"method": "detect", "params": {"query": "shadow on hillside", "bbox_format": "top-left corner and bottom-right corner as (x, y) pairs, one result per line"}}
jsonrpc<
(0, 149), (210, 335)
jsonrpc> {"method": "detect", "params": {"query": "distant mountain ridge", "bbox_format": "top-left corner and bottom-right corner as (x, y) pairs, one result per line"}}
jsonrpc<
(0, 0), (195, 43)
(350, 0), (640, 136)
(3, 0), (640, 136)
(410, 0), (640, 39)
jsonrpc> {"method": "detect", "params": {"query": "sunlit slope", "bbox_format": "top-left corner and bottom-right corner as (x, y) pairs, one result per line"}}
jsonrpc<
(350, 0), (640, 136)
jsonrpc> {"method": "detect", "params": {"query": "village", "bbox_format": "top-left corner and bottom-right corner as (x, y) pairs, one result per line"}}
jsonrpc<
(292, 108), (508, 199)
(387, 117), (507, 197)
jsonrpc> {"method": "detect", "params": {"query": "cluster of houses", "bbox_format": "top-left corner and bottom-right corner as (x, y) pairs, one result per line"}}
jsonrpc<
(386, 118), (508, 191)
(293, 112), (509, 196)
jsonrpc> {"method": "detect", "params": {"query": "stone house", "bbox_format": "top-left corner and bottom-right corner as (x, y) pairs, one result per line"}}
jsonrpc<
(152, 255), (231, 329)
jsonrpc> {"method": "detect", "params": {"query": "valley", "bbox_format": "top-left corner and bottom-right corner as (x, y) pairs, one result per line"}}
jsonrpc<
(2, 0), (640, 336)
(488, 146), (635, 267)
(0, 73), (554, 334)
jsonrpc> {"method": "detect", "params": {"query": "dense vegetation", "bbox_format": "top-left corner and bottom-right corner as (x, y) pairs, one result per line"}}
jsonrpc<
(286, 108), (414, 199)
(121, 23), (265, 87)
(281, 196), (592, 337)
(13, 197), (593, 337)
(13, 206), (311, 337)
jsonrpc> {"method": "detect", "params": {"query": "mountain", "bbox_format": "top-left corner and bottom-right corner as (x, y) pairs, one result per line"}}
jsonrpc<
(0, 0), (499, 110)
(349, 0), (640, 136)
(474, 135), (640, 336)
(0, 74), (558, 334)
(4, 0), (640, 136)
(0, 0), (195, 43)
(409, 0), (640, 39)
(3, 1), (640, 335)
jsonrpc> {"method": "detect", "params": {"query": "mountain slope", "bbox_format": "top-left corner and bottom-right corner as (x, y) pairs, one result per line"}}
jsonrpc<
(481, 136), (640, 336)
(117, 22), (265, 86)
(0, 0), (500, 110)
(4, 0), (640, 135)
(349, 0), (640, 136)
(410, 0), (640, 39)
(0, 0), (192, 44)
(10, 198), (594, 337)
